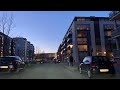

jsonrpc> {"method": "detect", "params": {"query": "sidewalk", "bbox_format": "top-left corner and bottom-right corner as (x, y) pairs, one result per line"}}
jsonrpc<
(63, 63), (120, 79)
(63, 63), (78, 72)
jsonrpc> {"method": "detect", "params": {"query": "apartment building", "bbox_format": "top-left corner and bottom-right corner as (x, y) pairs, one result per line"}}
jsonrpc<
(0, 32), (11, 57)
(109, 11), (120, 58)
(57, 16), (120, 64)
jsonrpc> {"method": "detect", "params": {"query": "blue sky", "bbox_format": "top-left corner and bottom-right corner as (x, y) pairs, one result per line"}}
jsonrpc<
(0, 11), (110, 53)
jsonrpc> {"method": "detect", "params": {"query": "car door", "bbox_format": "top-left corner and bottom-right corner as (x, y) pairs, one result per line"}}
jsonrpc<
(81, 57), (88, 72)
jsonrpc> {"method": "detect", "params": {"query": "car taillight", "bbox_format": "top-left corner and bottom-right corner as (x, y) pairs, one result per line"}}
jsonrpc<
(110, 64), (113, 67)
(91, 64), (97, 68)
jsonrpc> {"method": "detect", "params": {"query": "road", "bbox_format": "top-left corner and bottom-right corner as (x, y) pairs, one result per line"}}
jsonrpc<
(0, 63), (119, 79)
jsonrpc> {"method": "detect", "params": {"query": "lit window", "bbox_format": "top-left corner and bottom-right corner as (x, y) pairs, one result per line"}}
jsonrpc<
(77, 38), (87, 44)
(105, 31), (112, 36)
(77, 24), (90, 30)
(77, 31), (87, 37)
(78, 45), (88, 51)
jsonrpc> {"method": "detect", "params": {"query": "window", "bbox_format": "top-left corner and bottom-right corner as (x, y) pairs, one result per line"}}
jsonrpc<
(77, 18), (85, 21)
(77, 24), (90, 30)
(77, 31), (87, 37)
(78, 45), (88, 51)
(105, 31), (112, 36)
(96, 45), (101, 52)
(77, 38), (87, 44)
(104, 24), (114, 29)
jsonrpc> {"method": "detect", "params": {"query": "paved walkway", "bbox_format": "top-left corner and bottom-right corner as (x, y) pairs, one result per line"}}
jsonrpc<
(64, 63), (120, 79)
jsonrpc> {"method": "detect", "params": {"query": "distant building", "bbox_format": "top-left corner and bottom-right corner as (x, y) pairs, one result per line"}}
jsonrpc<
(26, 41), (34, 60)
(35, 53), (56, 60)
(0, 32), (11, 57)
(12, 37), (27, 61)
(29, 44), (35, 60)
(57, 16), (120, 64)
(26, 41), (30, 60)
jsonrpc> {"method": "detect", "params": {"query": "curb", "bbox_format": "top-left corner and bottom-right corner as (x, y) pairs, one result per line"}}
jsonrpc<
(64, 66), (78, 72)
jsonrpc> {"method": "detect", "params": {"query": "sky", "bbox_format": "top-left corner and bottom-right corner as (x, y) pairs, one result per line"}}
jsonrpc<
(0, 11), (110, 53)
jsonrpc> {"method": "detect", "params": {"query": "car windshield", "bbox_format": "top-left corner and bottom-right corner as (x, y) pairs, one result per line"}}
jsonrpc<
(0, 57), (15, 62)
(92, 56), (110, 64)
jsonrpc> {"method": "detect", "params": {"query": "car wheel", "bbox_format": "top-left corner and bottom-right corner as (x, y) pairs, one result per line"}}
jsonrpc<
(87, 70), (92, 78)
(79, 67), (82, 74)
(16, 68), (20, 73)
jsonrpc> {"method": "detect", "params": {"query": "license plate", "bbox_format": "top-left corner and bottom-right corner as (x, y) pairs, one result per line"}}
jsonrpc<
(100, 69), (109, 72)
(0, 66), (8, 68)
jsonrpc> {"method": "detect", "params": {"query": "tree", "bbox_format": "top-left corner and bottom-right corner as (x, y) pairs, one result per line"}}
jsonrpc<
(0, 12), (15, 36)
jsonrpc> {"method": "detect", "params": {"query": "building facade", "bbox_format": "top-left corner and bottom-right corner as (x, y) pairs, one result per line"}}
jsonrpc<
(35, 53), (56, 60)
(57, 16), (120, 64)
(0, 32), (11, 57)
(109, 11), (120, 58)
(12, 37), (27, 61)
(29, 44), (35, 60)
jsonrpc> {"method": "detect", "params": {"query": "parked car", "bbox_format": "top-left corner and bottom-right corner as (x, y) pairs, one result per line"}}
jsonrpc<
(56, 59), (61, 63)
(40, 60), (45, 63)
(0, 56), (25, 73)
(78, 56), (116, 78)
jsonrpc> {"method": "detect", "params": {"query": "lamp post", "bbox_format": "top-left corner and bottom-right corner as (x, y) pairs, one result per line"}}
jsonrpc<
(69, 44), (73, 55)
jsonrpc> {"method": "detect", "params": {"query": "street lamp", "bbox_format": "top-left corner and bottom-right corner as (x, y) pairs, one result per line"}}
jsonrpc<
(103, 51), (106, 56)
(69, 44), (73, 57)
(69, 44), (73, 49)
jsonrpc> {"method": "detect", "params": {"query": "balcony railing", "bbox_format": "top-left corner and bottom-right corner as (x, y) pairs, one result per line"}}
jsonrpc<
(109, 11), (120, 18)
(113, 49), (120, 58)
(112, 26), (120, 37)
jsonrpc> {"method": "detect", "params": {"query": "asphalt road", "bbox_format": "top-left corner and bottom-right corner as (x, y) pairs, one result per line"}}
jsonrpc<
(0, 63), (87, 79)
(0, 63), (119, 79)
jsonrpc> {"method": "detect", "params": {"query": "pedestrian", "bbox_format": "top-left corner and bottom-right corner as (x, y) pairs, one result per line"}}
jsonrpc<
(69, 55), (73, 66)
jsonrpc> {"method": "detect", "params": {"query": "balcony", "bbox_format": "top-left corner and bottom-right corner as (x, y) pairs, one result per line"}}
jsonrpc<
(112, 26), (120, 38)
(113, 49), (120, 58)
(109, 11), (120, 20)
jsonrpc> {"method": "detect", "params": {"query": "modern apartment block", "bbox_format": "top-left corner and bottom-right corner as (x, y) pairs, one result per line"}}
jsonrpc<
(12, 37), (35, 61)
(12, 37), (28, 60)
(57, 16), (120, 64)
(26, 41), (35, 60)
(0, 32), (11, 57)
(26, 41), (30, 60)
(109, 11), (120, 58)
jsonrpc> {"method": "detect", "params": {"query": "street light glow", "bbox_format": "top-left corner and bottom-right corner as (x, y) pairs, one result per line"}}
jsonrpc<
(69, 44), (73, 48)
(104, 52), (106, 54)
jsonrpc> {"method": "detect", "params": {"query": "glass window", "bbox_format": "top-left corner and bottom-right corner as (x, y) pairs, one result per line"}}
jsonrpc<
(104, 24), (114, 29)
(77, 31), (87, 37)
(77, 18), (85, 21)
(78, 45), (88, 51)
(105, 31), (112, 36)
(96, 45), (101, 52)
(77, 24), (90, 30)
(77, 38), (87, 44)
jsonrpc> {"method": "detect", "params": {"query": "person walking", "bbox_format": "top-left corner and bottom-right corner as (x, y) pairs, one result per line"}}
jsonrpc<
(69, 55), (73, 66)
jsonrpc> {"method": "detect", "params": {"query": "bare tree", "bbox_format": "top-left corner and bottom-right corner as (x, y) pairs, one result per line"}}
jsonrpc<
(0, 12), (15, 36)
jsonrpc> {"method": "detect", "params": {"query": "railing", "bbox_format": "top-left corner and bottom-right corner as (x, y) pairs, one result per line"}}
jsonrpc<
(113, 49), (120, 58)
(109, 11), (120, 18)
(112, 26), (120, 37)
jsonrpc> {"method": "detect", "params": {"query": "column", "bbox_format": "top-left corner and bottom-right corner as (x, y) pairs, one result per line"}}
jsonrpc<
(116, 38), (119, 50)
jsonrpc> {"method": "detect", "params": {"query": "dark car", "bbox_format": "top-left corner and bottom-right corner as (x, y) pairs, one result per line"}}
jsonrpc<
(0, 56), (25, 73)
(56, 59), (61, 63)
(78, 56), (116, 78)
(40, 60), (45, 63)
